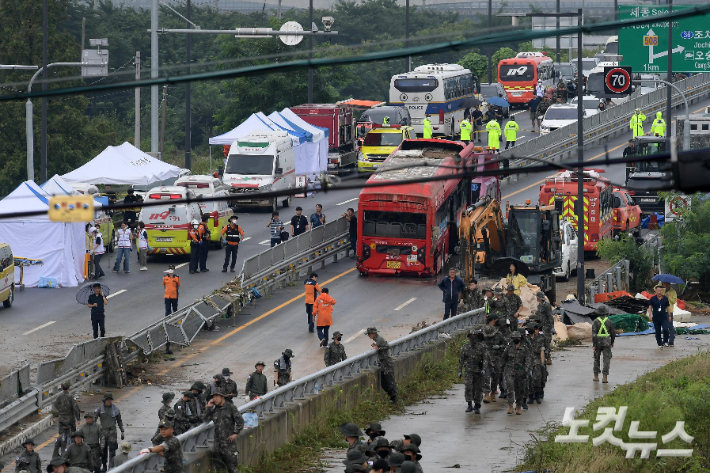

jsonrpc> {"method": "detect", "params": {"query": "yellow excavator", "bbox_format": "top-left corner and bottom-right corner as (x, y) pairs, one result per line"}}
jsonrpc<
(459, 197), (562, 302)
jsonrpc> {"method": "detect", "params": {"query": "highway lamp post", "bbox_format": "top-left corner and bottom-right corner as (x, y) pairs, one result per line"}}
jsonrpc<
(487, 0), (492, 84)
(308, 0), (313, 103)
(185, 0), (191, 168)
(406, 0), (411, 72)
(576, 8), (585, 303)
(666, 0), (673, 151)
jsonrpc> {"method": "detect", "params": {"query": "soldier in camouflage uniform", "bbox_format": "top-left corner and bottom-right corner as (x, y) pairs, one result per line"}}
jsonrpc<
(139, 420), (183, 473)
(157, 393), (175, 423)
(517, 327), (533, 410)
(78, 414), (102, 473)
(63, 432), (93, 471)
(15, 438), (41, 473)
(95, 393), (124, 471)
(274, 349), (294, 387)
(482, 313), (507, 403)
(151, 409), (176, 446)
(52, 382), (81, 458)
(527, 323), (547, 404)
(220, 368), (238, 404)
(244, 362), (268, 400)
(534, 291), (554, 365)
(502, 331), (532, 415)
(209, 374), (225, 401)
(110, 442), (131, 469)
(202, 388), (244, 473)
(46, 456), (88, 473)
(324, 331), (347, 367)
(367, 327), (398, 403)
(503, 284), (523, 332)
(491, 288), (509, 332)
(462, 279), (485, 312)
(592, 307), (616, 384)
(339, 423), (367, 456)
(173, 391), (199, 435)
(458, 329), (489, 414)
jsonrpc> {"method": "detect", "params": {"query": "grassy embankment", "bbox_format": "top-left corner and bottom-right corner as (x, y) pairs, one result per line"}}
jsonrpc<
(240, 334), (466, 473)
(518, 349), (710, 473)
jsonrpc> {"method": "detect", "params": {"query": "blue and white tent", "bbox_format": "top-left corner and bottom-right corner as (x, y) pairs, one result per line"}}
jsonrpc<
(0, 181), (85, 287)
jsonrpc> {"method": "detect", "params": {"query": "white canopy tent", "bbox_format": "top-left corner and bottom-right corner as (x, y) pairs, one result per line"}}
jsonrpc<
(0, 181), (85, 287)
(279, 109), (328, 174)
(208, 114), (276, 145)
(62, 142), (182, 185)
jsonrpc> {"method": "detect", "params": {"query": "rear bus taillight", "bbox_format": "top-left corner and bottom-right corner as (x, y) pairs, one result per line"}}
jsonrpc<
(362, 244), (371, 260)
(417, 246), (426, 265)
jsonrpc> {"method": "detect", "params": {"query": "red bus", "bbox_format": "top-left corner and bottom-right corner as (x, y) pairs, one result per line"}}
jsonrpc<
(356, 140), (491, 277)
(498, 52), (554, 106)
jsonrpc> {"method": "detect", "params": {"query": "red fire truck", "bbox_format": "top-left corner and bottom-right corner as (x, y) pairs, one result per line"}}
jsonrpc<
(291, 101), (359, 173)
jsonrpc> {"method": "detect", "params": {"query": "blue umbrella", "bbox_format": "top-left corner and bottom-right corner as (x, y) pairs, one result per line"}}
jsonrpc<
(652, 274), (685, 284)
(486, 96), (510, 107)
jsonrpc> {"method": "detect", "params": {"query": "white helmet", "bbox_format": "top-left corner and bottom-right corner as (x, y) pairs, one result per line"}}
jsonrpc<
(191, 219), (199, 226)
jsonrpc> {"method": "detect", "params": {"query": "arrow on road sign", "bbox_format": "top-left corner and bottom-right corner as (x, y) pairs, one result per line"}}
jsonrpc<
(646, 28), (685, 64)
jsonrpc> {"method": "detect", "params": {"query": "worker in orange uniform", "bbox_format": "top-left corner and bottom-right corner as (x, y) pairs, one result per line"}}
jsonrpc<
(220, 216), (245, 273)
(188, 220), (201, 274)
(314, 287), (337, 347)
(304, 272), (322, 333)
(163, 264), (180, 354)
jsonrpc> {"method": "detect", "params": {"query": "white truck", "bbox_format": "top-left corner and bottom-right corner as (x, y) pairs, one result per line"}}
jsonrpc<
(222, 131), (295, 212)
(554, 219), (579, 281)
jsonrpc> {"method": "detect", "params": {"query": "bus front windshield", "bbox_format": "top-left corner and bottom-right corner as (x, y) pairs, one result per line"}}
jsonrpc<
(499, 65), (535, 82)
(363, 132), (404, 147)
(363, 211), (427, 239)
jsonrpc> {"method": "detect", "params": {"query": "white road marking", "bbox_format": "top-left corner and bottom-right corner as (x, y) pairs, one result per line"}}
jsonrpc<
(242, 237), (251, 242)
(511, 110), (525, 116)
(258, 239), (271, 245)
(336, 197), (358, 206)
(107, 289), (127, 299)
(175, 262), (189, 269)
(344, 329), (365, 344)
(394, 297), (417, 311)
(24, 321), (55, 336)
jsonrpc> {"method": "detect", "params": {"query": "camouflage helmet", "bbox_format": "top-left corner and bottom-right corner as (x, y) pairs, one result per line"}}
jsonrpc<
(162, 392), (176, 402)
(103, 393), (114, 401)
(159, 420), (174, 429)
(22, 438), (36, 447)
(366, 327), (378, 335)
(339, 423), (363, 438)
(403, 433), (421, 447)
(388, 452), (406, 467)
(494, 287), (503, 294)
(485, 312), (499, 323)
(342, 448), (369, 466)
(510, 331), (522, 340)
(61, 381), (70, 390)
(506, 284), (515, 292)
(536, 291), (546, 300)
(400, 461), (418, 473)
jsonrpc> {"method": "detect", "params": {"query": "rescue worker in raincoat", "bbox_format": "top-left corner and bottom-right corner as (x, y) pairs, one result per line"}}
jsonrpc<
(504, 116), (519, 150)
(650, 111), (666, 137)
(486, 118), (501, 152)
(422, 115), (433, 139)
(630, 108), (646, 138)
(460, 117), (472, 144)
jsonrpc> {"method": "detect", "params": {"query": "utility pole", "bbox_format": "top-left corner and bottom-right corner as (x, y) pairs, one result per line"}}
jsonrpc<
(151, 0), (159, 154)
(487, 0), (492, 84)
(185, 0), (192, 170)
(135, 52), (141, 149)
(159, 85), (168, 159)
(406, 0), (411, 72)
(576, 8), (585, 303)
(556, 0), (560, 63)
(666, 0), (673, 151)
(41, 0), (48, 183)
(308, 0), (314, 102)
(277, 0), (282, 19)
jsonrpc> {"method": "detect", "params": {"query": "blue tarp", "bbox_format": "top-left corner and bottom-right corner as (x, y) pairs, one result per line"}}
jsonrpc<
(641, 212), (665, 229)
(616, 323), (710, 336)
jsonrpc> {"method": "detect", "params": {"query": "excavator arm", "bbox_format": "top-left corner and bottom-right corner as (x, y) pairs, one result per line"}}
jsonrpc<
(458, 198), (507, 284)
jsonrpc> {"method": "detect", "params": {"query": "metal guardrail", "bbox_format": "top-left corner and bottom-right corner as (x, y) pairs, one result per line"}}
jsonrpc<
(240, 216), (351, 288)
(0, 365), (30, 408)
(111, 306), (485, 473)
(500, 74), (710, 171)
(586, 259), (630, 302)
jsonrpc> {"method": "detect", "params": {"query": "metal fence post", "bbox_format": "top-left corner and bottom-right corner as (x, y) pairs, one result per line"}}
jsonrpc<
(624, 259), (630, 290)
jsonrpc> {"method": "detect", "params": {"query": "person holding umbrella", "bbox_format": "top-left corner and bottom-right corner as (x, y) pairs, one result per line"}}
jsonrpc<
(648, 284), (672, 347)
(87, 283), (108, 339)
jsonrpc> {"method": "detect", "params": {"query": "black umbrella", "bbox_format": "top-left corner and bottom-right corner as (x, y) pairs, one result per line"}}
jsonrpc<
(490, 257), (530, 278)
(461, 97), (482, 108)
(76, 283), (110, 305)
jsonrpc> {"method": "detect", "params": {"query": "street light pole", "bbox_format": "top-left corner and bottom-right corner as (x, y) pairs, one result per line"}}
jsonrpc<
(308, 0), (313, 103)
(41, 0), (48, 183)
(556, 0), (560, 63)
(185, 0), (192, 170)
(576, 8), (585, 303)
(406, 0), (411, 72)
(151, 0), (159, 154)
(666, 0), (673, 151)
(487, 0), (492, 84)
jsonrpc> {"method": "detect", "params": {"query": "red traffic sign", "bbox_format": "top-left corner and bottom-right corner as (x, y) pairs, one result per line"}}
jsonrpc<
(669, 196), (689, 215)
(604, 67), (632, 95)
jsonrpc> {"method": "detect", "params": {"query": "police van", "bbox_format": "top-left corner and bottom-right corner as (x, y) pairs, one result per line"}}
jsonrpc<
(139, 187), (203, 256)
(174, 175), (232, 248)
(0, 243), (15, 308)
(222, 131), (295, 212)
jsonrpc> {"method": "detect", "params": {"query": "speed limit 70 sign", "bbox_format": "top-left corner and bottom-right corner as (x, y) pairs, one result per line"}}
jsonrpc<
(604, 66), (632, 96)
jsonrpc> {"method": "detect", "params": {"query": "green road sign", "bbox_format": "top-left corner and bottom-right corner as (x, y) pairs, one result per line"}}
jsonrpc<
(618, 5), (710, 73)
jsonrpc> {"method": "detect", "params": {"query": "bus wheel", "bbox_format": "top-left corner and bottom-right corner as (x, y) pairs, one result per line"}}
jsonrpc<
(3, 284), (14, 308)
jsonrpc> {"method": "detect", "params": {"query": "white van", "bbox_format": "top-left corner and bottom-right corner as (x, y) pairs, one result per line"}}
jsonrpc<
(139, 186), (203, 256)
(223, 131), (295, 212)
(554, 219), (579, 281)
(175, 175), (232, 247)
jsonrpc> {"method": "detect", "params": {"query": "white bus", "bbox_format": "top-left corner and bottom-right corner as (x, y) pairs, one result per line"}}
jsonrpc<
(389, 64), (479, 137)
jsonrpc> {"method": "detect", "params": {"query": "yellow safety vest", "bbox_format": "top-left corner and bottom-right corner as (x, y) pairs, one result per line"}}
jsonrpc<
(597, 317), (610, 337)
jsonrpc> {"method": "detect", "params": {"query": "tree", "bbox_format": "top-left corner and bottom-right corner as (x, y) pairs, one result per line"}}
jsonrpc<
(596, 234), (654, 293)
(660, 194), (710, 284)
(458, 51), (487, 81)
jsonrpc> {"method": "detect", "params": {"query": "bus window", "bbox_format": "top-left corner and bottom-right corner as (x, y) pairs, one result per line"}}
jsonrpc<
(363, 211), (427, 239)
(500, 64), (535, 82)
(394, 78), (438, 93)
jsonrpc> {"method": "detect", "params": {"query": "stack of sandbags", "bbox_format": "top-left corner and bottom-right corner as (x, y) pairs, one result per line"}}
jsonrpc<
(567, 322), (593, 341)
(553, 321), (568, 341)
(495, 278), (541, 319)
